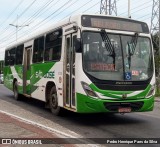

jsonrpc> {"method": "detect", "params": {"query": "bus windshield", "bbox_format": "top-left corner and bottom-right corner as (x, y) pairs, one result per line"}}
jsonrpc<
(82, 31), (153, 81)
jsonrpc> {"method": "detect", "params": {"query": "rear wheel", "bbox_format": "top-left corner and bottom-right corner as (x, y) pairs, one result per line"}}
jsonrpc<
(49, 86), (62, 116)
(13, 81), (20, 100)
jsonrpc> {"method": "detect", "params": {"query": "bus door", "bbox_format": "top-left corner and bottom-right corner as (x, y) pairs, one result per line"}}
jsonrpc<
(23, 46), (32, 95)
(63, 26), (77, 109)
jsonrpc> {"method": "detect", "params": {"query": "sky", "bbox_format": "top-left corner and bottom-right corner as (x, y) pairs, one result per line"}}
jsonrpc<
(0, 0), (153, 60)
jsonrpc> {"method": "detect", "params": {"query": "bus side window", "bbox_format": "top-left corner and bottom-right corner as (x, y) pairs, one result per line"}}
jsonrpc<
(44, 29), (62, 61)
(16, 44), (24, 65)
(10, 48), (16, 66)
(5, 50), (10, 66)
(33, 36), (44, 63)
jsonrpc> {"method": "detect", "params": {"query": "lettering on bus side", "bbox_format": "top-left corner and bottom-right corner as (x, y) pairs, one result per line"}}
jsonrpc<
(35, 70), (43, 79)
(44, 71), (55, 79)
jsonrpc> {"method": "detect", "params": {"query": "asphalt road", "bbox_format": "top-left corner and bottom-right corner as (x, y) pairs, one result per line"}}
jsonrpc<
(0, 84), (160, 147)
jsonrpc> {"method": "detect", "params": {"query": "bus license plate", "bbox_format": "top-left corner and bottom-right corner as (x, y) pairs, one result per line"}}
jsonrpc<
(118, 107), (131, 113)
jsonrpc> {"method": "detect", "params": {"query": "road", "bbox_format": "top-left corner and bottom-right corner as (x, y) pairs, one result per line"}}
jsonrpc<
(0, 84), (160, 146)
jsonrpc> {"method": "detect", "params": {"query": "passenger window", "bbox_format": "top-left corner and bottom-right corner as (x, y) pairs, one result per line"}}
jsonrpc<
(44, 29), (62, 61)
(33, 36), (44, 63)
(16, 44), (24, 65)
(10, 48), (16, 66)
(5, 50), (10, 66)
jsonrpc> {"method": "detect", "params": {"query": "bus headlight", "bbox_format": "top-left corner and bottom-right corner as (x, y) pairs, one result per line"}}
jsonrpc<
(146, 84), (155, 98)
(81, 82), (98, 98)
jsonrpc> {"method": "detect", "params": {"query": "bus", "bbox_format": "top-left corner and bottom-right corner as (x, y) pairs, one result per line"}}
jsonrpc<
(4, 14), (155, 115)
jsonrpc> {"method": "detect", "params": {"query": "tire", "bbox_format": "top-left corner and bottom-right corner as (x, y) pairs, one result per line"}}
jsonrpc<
(49, 86), (62, 116)
(13, 81), (20, 100)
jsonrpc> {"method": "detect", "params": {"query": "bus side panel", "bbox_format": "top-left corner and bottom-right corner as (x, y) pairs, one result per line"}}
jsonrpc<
(4, 66), (13, 91)
(53, 61), (64, 108)
(75, 53), (93, 112)
(30, 62), (55, 101)
(14, 65), (23, 94)
(4, 65), (23, 94)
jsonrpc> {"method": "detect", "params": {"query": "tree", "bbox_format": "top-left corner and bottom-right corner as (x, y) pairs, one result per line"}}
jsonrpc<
(152, 32), (160, 95)
(152, 32), (160, 76)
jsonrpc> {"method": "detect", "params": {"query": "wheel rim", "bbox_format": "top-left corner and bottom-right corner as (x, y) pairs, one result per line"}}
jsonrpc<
(14, 84), (18, 98)
(51, 93), (58, 109)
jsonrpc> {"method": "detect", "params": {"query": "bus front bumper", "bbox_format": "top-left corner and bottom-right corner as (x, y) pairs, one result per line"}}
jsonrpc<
(76, 93), (154, 113)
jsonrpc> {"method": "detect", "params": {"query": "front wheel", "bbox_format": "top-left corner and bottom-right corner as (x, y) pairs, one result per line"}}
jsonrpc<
(49, 86), (62, 116)
(13, 81), (20, 100)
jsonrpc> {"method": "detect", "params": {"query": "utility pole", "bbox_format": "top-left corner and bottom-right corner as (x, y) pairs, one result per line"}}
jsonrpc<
(151, 0), (160, 77)
(150, 0), (160, 79)
(128, 0), (131, 18)
(100, 0), (117, 15)
(151, 0), (159, 48)
(9, 15), (29, 42)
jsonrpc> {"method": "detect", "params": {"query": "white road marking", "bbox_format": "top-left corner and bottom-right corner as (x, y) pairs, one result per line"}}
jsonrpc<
(0, 110), (79, 138)
(0, 110), (99, 146)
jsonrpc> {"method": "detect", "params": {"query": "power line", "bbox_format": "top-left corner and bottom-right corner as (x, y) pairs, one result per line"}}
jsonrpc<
(0, 0), (37, 37)
(20, 0), (57, 26)
(4, 0), (91, 43)
(62, 0), (94, 19)
(118, 0), (151, 16)
(24, 0), (76, 33)
(0, 0), (70, 45)
(0, 0), (39, 43)
(0, 0), (24, 28)
(151, 0), (160, 71)
(9, 15), (29, 42)
(18, 0), (37, 19)
(0, 0), (154, 49)
(0, 0), (57, 43)
(0, 0), (94, 47)
(151, 0), (159, 35)
(17, 0), (80, 37)
(35, 0), (94, 28)
(11, 0), (58, 35)
(83, 1), (100, 13)
(100, 0), (117, 15)
(136, 13), (151, 20)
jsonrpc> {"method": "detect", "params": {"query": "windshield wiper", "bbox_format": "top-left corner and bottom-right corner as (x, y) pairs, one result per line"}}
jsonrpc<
(100, 29), (115, 63)
(127, 32), (139, 69)
(130, 32), (139, 55)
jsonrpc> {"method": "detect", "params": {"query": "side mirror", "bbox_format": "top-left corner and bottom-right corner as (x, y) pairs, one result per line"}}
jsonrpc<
(74, 38), (82, 52)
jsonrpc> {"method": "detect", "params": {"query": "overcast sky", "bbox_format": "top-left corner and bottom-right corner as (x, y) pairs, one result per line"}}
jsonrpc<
(0, 0), (153, 60)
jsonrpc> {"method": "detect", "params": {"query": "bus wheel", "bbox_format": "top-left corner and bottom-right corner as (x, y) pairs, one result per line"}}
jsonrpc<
(13, 81), (20, 100)
(49, 86), (62, 116)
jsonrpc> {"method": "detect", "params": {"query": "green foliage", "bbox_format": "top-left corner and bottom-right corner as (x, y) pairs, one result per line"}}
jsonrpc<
(152, 33), (160, 96)
(155, 77), (160, 96)
(152, 33), (159, 51)
(152, 33), (160, 76)
(154, 55), (160, 76)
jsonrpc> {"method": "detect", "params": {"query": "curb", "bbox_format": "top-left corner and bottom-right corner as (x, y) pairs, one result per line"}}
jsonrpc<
(0, 111), (94, 146)
(155, 99), (160, 102)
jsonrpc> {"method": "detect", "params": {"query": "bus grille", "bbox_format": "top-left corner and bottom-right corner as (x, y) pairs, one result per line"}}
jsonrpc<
(104, 102), (144, 112)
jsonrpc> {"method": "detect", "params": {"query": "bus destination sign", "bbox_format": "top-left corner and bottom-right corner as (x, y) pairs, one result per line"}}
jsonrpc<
(82, 15), (149, 33)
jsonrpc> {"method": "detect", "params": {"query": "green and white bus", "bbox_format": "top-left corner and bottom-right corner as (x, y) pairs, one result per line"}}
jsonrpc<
(4, 14), (155, 115)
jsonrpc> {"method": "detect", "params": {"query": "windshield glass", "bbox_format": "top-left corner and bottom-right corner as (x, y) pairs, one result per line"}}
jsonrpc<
(82, 31), (153, 81)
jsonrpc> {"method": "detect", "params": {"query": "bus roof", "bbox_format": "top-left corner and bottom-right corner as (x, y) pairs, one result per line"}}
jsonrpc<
(6, 13), (148, 50)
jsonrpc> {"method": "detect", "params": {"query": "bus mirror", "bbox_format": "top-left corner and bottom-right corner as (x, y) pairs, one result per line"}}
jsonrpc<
(74, 38), (81, 52)
(73, 26), (78, 31)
